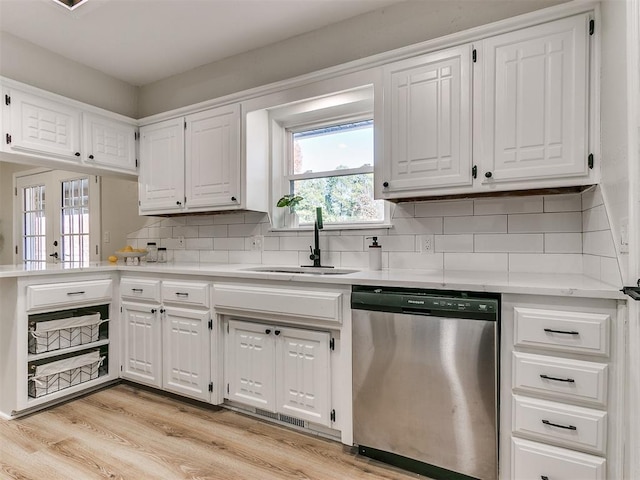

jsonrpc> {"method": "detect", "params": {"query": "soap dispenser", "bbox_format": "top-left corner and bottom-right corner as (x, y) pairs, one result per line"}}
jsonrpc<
(367, 236), (382, 271)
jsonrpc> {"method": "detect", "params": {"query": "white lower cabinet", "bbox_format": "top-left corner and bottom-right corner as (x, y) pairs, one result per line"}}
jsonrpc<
(501, 295), (622, 480)
(121, 301), (162, 388)
(162, 306), (210, 401)
(225, 319), (332, 427)
(120, 277), (212, 402)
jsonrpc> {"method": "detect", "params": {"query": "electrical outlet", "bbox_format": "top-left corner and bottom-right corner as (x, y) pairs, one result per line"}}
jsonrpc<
(251, 235), (264, 251)
(417, 234), (435, 254)
(103, 231), (110, 243)
(620, 218), (629, 254)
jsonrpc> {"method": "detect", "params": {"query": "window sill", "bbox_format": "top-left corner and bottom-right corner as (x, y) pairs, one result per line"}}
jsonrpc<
(269, 223), (393, 233)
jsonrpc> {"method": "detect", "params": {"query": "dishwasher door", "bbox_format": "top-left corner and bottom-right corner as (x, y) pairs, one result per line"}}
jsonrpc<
(352, 309), (497, 480)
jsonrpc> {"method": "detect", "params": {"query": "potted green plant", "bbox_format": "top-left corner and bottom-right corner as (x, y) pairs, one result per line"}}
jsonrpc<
(276, 194), (304, 228)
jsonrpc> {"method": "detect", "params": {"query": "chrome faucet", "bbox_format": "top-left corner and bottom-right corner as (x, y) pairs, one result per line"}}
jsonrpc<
(308, 207), (323, 267)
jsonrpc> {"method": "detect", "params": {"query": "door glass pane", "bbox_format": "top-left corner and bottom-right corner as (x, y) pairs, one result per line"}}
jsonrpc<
(60, 177), (90, 264)
(21, 184), (46, 264)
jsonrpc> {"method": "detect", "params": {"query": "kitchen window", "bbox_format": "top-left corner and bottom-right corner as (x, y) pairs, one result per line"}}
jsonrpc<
(14, 170), (101, 266)
(270, 84), (388, 228)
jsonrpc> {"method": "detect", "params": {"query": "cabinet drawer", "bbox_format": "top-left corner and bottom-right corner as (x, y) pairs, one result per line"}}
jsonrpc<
(162, 281), (210, 307)
(120, 278), (161, 302)
(213, 284), (342, 324)
(512, 352), (608, 407)
(514, 307), (610, 356)
(512, 437), (605, 480)
(27, 279), (112, 311)
(513, 395), (607, 454)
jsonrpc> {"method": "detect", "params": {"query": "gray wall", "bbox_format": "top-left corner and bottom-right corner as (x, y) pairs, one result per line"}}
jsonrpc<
(138, 0), (566, 117)
(0, 32), (138, 118)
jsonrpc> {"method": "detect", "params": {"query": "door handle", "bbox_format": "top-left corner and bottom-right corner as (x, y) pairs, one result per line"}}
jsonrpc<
(49, 252), (59, 259)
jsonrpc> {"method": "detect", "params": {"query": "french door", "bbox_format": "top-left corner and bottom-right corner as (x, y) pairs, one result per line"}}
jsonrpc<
(15, 170), (101, 266)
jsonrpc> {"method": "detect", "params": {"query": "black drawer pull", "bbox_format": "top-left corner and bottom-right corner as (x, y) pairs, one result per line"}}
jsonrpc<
(541, 476), (549, 480)
(544, 328), (580, 335)
(540, 374), (575, 383)
(175, 292), (189, 297)
(131, 288), (144, 293)
(542, 419), (577, 431)
(66, 291), (85, 296)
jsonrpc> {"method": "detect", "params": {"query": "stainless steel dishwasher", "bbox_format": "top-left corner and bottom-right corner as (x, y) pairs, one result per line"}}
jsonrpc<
(352, 285), (499, 480)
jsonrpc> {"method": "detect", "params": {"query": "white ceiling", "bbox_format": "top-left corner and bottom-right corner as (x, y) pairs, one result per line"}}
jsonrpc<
(0, 0), (404, 86)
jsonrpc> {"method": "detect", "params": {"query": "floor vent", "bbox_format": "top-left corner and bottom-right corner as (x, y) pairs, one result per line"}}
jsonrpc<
(255, 408), (278, 420)
(278, 413), (306, 428)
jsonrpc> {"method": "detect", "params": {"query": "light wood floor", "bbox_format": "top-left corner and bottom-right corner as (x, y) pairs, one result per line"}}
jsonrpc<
(0, 383), (421, 480)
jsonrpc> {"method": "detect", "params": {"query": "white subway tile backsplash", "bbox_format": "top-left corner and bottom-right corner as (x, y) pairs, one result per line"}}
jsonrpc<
(228, 223), (262, 237)
(200, 250), (229, 263)
(185, 238), (213, 250)
(133, 188), (622, 282)
(172, 225), (199, 238)
(389, 252), (444, 270)
(199, 225), (229, 238)
(444, 253), (508, 272)
(435, 235), (474, 253)
(214, 237), (246, 251)
(508, 212), (582, 233)
(415, 200), (473, 217)
(473, 196), (543, 215)
(583, 230), (617, 257)
(173, 250), (199, 263)
(444, 215), (507, 234)
(377, 235), (415, 252)
(583, 205), (610, 232)
(544, 233), (582, 253)
(543, 194), (581, 212)
(229, 251), (262, 263)
(509, 254), (583, 274)
(261, 250), (299, 265)
(474, 234), (543, 253)
(391, 217), (443, 235)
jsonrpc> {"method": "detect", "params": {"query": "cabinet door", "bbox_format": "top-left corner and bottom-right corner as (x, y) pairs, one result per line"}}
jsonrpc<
(138, 118), (185, 213)
(121, 302), (162, 388)
(9, 90), (81, 160)
(480, 14), (590, 183)
(83, 113), (137, 173)
(381, 45), (472, 195)
(185, 104), (240, 209)
(162, 306), (210, 401)
(225, 320), (275, 411)
(275, 327), (331, 426)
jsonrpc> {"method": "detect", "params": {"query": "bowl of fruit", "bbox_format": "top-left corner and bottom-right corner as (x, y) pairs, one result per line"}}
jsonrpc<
(112, 245), (148, 264)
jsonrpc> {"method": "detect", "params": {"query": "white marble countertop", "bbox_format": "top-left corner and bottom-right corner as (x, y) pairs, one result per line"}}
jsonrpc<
(0, 261), (626, 299)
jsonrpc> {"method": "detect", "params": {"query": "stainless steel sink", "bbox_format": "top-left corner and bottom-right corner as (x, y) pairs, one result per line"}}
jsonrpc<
(242, 266), (357, 275)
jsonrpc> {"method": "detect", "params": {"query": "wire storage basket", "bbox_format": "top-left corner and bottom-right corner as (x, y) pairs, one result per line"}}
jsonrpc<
(29, 313), (104, 354)
(28, 350), (105, 398)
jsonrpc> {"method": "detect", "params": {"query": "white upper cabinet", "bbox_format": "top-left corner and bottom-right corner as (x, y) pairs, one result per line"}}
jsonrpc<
(8, 89), (82, 161)
(83, 113), (137, 173)
(379, 44), (472, 198)
(138, 118), (185, 213)
(138, 103), (247, 215)
(185, 105), (240, 209)
(477, 13), (590, 185)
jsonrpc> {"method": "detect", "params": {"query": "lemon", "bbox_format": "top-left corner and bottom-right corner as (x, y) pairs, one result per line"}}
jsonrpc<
(108, 255), (118, 263)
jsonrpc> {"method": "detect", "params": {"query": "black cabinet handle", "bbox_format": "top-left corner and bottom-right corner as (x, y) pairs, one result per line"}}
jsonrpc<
(66, 291), (85, 296)
(231, 196), (237, 202)
(485, 171), (492, 178)
(175, 292), (189, 297)
(151, 308), (157, 314)
(540, 374), (575, 383)
(274, 330), (281, 336)
(542, 419), (577, 430)
(160, 308), (166, 314)
(265, 329), (271, 334)
(472, 165), (477, 179)
(382, 181), (389, 188)
(132, 288), (143, 293)
(544, 328), (580, 335)
(75, 152), (81, 157)
(88, 154), (94, 159)
(176, 201), (182, 206)
(541, 476), (549, 480)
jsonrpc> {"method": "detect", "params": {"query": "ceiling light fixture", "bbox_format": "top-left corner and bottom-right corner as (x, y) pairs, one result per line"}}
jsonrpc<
(51, 0), (89, 11)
